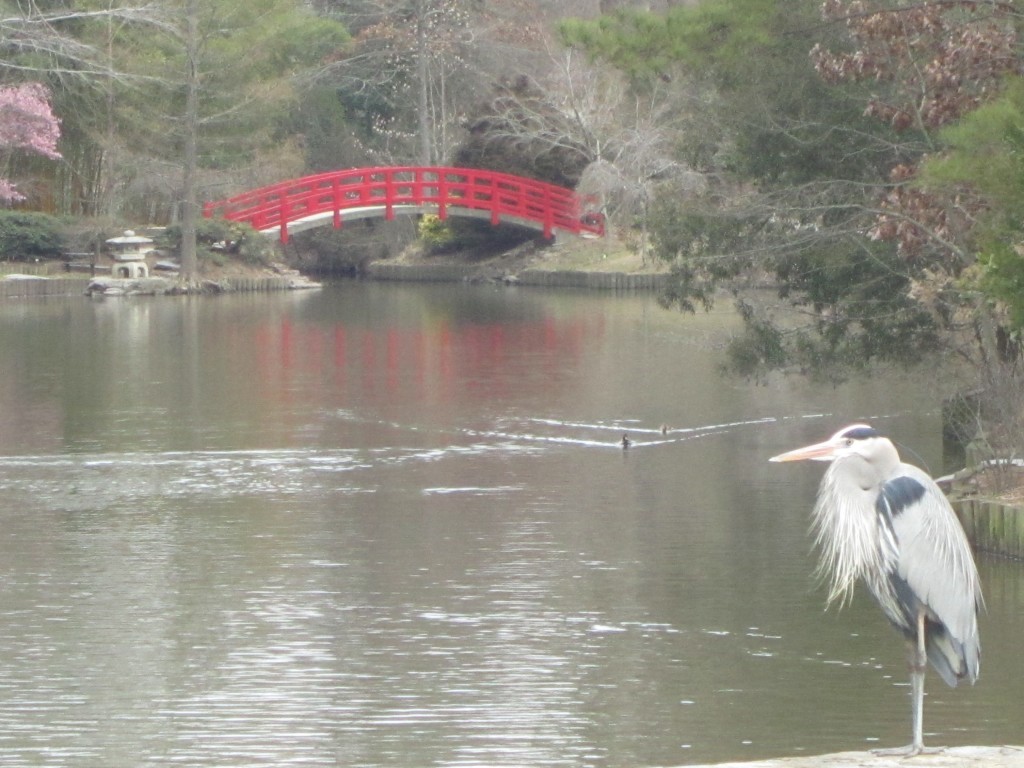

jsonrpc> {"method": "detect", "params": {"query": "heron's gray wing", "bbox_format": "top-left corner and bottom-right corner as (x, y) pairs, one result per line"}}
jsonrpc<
(878, 465), (982, 687)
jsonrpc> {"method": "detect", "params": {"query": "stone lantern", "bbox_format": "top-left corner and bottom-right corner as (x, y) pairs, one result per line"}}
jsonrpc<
(106, 230), (152, 279)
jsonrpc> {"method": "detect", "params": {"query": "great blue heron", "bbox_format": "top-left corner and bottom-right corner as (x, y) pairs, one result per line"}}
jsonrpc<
(770, 423), (982, 755)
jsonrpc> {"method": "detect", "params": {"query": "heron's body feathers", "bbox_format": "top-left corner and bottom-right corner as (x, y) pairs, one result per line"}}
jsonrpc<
(882, 464), (981, 686)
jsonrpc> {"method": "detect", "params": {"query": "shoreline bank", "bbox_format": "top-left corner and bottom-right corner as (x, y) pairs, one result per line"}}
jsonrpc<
(365, 259), (668, 290)
(366, 234), (669, 289)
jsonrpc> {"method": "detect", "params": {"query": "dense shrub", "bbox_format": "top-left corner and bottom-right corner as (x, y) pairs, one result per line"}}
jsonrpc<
(418, 214), (456, 251)
(0, 211), (64, 261)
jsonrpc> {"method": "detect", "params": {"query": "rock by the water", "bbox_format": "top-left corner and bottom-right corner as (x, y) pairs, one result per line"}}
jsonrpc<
(85, 277), (176, 297)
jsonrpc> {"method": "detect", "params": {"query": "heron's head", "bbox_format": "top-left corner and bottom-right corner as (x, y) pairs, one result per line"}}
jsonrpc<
(769, 424), (896, 466)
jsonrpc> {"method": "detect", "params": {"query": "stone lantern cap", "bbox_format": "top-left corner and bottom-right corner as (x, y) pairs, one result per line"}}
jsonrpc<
(106, 230), (154, 262)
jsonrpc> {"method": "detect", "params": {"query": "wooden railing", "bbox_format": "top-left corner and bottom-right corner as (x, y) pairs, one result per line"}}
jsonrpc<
(204, 166), (605, 242)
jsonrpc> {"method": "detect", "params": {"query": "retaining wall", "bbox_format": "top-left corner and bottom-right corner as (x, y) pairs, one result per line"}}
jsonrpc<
(0, 278), (87, 299)
(954, 498), (1024, 559)
(366, 261), (668, 290)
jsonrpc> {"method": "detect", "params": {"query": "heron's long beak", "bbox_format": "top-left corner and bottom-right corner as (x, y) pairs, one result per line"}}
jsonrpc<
(769, 438), (840, 463)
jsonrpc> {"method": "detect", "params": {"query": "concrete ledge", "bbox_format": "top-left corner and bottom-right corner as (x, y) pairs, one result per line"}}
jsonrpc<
(671, 746), (1024, 768)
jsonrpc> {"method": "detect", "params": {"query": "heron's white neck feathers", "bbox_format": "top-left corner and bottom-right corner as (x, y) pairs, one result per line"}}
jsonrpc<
(811, 460), (891, 607)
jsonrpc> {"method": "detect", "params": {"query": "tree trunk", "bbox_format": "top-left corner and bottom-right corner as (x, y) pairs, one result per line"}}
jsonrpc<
(416, 0), (431, 165)
(179, 0), (200, 284)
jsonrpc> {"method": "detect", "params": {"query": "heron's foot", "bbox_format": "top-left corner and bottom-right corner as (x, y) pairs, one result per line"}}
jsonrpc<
(871, 744), (945, 757)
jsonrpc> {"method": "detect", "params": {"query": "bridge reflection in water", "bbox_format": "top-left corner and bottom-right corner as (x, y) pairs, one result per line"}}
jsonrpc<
(204, 166), (606, 242)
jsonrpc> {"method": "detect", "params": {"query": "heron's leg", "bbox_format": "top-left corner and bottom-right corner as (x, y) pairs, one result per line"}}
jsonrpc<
(910, 609), (927, 754)
(874, 611), (941, 757)
(872, 637), (924, 757)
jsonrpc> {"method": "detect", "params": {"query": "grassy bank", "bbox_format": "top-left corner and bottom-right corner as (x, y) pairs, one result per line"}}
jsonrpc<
(367, 233), (669, 286)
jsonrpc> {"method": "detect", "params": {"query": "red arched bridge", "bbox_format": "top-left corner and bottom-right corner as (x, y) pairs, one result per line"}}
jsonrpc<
(203, 166), (605, 243)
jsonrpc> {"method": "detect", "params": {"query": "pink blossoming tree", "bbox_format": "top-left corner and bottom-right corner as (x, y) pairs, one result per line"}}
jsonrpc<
(0, 83), (61, 203)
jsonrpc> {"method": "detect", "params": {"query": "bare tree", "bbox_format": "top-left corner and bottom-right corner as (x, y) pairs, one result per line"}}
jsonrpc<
(314, 0), (490, 165)
(471, 47), (701, 259)
(0, 2), (161, 79)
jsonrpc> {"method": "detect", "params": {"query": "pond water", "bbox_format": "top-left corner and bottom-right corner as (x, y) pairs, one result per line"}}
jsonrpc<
(0, 281), (1019, 767)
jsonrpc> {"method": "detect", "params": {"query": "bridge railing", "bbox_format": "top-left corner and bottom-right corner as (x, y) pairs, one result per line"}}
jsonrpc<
(204, 166), (605, 242)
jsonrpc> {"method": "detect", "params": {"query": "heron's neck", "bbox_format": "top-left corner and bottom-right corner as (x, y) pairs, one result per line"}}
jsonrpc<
(811, 462), (888, 606)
